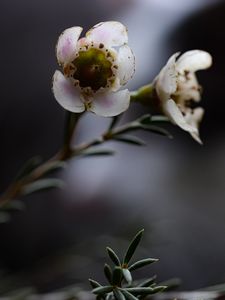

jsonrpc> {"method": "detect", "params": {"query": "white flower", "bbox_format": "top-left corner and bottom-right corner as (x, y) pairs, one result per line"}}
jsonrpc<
(53, 21), (135, 117)
(155, 50), (212, 144)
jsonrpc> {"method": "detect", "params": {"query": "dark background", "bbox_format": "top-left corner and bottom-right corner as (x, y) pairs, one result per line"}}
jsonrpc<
(0, 0), (225, 295)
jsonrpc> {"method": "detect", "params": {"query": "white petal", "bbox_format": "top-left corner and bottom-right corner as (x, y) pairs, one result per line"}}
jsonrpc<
(86, 21), (128, 47)
(52, 70), (85, 113)
(176, 50), (212, 74)
(164, 99), (198, 133)
(156, 53), (179, 102)
(56, 26), (82, 65)
(90, 89), (130, 117)
(117, 45), (135, 86)
(184, 107), (204, 144)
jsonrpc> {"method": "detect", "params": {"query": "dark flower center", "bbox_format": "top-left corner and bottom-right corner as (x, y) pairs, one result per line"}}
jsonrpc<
(73, 48), (113, 91)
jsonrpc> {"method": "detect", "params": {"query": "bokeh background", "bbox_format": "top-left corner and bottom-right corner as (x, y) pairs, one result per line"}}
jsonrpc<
(0, 0), (225, 296)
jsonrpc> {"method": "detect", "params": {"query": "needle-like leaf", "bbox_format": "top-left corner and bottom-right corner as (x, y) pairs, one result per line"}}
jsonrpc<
(123, 229), (144, 265)
(129, 258), (159, 271)
(106, 247), (121, 266)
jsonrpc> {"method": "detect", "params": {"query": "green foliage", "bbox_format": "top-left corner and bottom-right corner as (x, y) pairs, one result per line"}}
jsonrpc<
(14, 156), (42, 181)
(0, 111), (171, 212)
(109, 114), (172, 142)
(22, 178), (65, 195)
(80, 149), (115, 157)
(89, 229), (167, 300)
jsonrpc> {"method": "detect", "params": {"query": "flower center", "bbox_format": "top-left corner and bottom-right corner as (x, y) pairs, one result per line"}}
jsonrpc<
(72, 48), (113, 92)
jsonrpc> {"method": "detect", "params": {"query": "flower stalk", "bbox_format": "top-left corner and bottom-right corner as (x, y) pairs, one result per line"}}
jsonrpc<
(130, 84), (155, 105)
(0, 102), (170, 210)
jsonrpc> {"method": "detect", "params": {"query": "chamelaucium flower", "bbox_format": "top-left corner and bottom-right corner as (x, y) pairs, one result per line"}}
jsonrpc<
(53, 21), (135, 117)
(154, 50), (212, 144)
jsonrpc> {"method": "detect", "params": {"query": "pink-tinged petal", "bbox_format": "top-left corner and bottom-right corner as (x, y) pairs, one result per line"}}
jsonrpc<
(184, 107), (204, 144)
(86, 21), (128, 47)
(164, 99), (198, 133)
(90, 89), (130, 117)
(56, 27), (83, 65)
(176, 50), (212, 74)
(156, 53), (179, 101)
(76, 37), (91, 49)
(52, 70), (85, 113)
(117, 45), (135, 86)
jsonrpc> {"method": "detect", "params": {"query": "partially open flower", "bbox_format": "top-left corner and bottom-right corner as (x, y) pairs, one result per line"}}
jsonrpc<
(154, 50), (212, 144)
(53, 21), (135, 117)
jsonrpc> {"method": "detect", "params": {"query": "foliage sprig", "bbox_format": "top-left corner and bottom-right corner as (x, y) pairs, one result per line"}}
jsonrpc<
(89, 230), (167, 300)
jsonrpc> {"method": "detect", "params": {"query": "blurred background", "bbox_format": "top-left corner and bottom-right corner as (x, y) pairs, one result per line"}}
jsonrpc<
(0, 0), (225, 296)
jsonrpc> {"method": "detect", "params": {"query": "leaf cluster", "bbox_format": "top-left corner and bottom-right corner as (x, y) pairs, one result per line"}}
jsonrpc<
(89, 230), (167, 300)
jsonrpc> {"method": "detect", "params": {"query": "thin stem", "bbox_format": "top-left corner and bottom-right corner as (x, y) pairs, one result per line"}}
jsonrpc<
(0, 112), (82, 207)
(62, 112), (82, 159)
(130, 83), (155, 105)
(0, 82), (158, 208)
(108, 115), (121, 132)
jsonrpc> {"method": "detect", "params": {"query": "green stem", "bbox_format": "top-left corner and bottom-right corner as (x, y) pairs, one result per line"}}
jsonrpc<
(0, 82), (158, 207)
(62, 112), (82, 159)
(0, 112), (83, 207)
(108, 115), (121, 132)
(130, 83), (155, 105)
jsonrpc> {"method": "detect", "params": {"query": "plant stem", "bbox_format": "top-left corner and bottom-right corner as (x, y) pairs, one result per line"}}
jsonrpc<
(130, 83), (155, 104)
(0, 83), (158, 208)
(62, 112), (82, 159)
(0, 112), (82, 207)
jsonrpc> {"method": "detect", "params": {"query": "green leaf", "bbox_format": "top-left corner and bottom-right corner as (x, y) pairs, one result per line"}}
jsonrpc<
(92, 286), (113, 295)
(150, 115), (169, 122)
(113, 135), (146, 146)
(122, 269), (132, 285)
(104, 264), (112, 284)
(151, 286), (167, 293)
(106, 294), (114, 300)
(138, 275), (157, 287)
(81, 149), (115, 157)
(140, 124), (172, 138)
(9, 200), (25, 211)
(125, 287), (154, 295)
(123, 229), (144, 265)
(22, 178), (65, 195)
(89, 279), (102, 288)
(138, 114), (152, 125)
(124, 286), (166, 296)
(129, 258), (159, 271)
(2, 200), (25, 212)
(138, 114), (169, 124)
(113, 288), (126, 300)
(112, 267), (122, 286)
(113, 117), (171, 139)
(114, 124), (139, 135)
(14, 156), (42, 181)
(120, 289), (139, 300)
(106, 247), (121, 266)
(42, 161), (67, 175)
